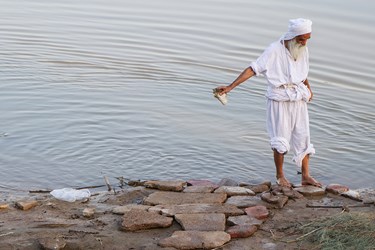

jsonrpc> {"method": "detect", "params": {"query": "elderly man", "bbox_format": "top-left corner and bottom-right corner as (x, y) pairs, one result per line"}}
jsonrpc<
(216, 18), (322, 188)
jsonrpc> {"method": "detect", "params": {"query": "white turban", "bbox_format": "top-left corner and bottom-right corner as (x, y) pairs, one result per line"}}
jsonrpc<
(283, 18), (312, 40)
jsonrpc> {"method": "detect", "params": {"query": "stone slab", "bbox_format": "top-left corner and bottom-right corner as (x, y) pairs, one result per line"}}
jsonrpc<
(175, 213), (226, 231)
(112, 204), (151, 215)
(158, 231), (231, 250)
(225, 195), (264, 208)
(341, 190), (362, 201)
(214, 186), (255, 196)
(294, 186), (326, 196)
(144, 180), (186, 192)
(143, 191), (227, 206)
(217, 178), (239, 187)
(226, 225), (258, 238)
(261, 193), (288, 208)
(15, 200), (39, 211)
(187, 179), (219, 188)
(121, 209), (173, 231)
(245, 205), (269, 220)
(227, 215), (263, 227)
(326, 184), (350, 195)
(183, 186), (215, 193)
(148, 203), (244, 217)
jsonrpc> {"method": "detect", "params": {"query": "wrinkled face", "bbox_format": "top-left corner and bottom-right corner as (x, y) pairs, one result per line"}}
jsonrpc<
(295, 33), (311, 46)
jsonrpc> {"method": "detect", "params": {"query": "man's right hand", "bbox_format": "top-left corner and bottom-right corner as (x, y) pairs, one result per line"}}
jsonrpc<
(214, 86), (231, 96)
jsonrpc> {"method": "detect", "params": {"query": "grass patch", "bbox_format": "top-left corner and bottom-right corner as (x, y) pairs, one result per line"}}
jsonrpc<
(298, 212), (375, 250)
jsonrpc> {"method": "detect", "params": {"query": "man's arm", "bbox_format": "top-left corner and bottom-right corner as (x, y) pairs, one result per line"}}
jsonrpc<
(216, 67), (255, 95)
(303, 78), (313, 101)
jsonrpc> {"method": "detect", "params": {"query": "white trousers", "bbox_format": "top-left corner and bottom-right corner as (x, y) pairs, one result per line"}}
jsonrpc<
(266, 99), (315, 168)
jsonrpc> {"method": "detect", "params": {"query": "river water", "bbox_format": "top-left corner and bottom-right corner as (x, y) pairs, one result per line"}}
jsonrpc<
(1, 0), (374, 192)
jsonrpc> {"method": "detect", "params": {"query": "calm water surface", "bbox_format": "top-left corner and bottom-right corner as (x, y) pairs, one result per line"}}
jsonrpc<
(1, 0), (374, 193)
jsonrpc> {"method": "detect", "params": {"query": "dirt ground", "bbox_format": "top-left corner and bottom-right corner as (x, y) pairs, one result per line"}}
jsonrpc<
(0, 186), (373, 250)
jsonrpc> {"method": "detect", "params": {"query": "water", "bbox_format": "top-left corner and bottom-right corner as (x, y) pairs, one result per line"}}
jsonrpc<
(1, 0), (374, 193)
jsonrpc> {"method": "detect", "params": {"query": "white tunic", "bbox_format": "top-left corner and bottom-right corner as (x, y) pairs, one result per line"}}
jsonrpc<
(250, 39), (315, 167)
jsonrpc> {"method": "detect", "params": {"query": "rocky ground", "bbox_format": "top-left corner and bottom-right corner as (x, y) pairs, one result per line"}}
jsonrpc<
(0, 178), (374, 250)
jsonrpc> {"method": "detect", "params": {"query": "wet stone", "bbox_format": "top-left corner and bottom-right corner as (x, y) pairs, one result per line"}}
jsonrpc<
(326, 184), (350, 195)
(144, 180), (186, 192)
(143, 191), (227, 206)
(341, 190), (362, 201)
(217, 178), (239, 187)
(112, 204), (151, 215)
(245, 205), (269, 220)
(183, 186), (215, 193)
(225, 195), (264, 208)
(82, 207), (95, 218)
(226, 225), (258, 238)
(158, 231), (231, 250)
(148, 203), (244, 217)
(121, 209), (173, 231)
(281, 187), (304, 199)
(244, 184), (270, 194)
(175, 213), (226, 231)
(261, 193), (288, 208)
(187, 179), (219, 188)
(214, 186), (255, 196)
(294, 186), (326, 196)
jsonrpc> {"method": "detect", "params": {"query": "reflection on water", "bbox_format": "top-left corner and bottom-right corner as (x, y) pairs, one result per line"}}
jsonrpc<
(0, 0), (374, 192)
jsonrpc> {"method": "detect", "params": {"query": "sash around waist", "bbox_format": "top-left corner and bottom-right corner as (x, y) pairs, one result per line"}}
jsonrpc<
(266, 83), (310, 102)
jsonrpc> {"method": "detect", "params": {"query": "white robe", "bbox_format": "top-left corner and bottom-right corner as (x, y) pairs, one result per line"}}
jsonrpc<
(250, 39), (315, 167)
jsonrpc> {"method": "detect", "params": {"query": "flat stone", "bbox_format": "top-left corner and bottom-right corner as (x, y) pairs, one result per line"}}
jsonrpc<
(227, 215), (263, 227)
(143, 191), (227, 206)
(341, 190), (362, 201)
(144, 180), (186, 192)
(226, 225), (258, 238)
(245, 205), (269, 220)
(158, 231), (231, 250)
(214, 186), (255, 196)
(121, 209), (173, 231)
(183, 186), (215, 193)
(326, 184), (350, 195)
(15, 200), (39, 211)
(187, 179), (219, 188)
(294, 186), (325, 196)
(225, 195), (264, 208)
(112, 204), (151, 215)
(38, 237), (66, 250)
(148, 203), (244, 217)
(281, 187), (304, 199)
(217, 178), (239, 187)
(356, 188), (375, 204)
(175, 213), (226, 231)
(260, 193), (288, 208)
(82, 208), (95, 218)
(244, 184), (270, 193)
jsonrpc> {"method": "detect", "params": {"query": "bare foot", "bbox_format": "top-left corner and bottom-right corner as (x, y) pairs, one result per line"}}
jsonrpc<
(276, 177), (292, 188)
(302, 176), (322, 187)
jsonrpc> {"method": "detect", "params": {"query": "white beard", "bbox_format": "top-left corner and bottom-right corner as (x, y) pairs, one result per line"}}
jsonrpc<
(287, 38), (306, 60)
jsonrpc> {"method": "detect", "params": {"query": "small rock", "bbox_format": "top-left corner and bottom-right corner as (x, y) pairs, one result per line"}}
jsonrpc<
(175, 213), (226, 231)
(214, 186), (255, 196)
(112, 204), (151, 215)
(144, 180), (186, 192)
(326, 184), (350, 195)
(217, 178), (239, 187)
(0, 204), (9, 209)
(227, 215), (263, 227)
(294, 186), (325, 196)
(183, 186), (215, 193)
(244, 184), (270, 193)
(226, 225), (258, 238)
(281, 187), (304, 199)
(187, 179), (219, 188)
(245, 205), (269, 220)
(341, 190), (362, 201)
(158, 231), (231, 249)
(121, 209), (173, 231)
(38, 237), (66, 250)
(15, 200), (38, 211)
(82, 207), (95, 218)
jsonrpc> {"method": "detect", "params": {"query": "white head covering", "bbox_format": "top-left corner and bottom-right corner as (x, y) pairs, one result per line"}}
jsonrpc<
(283, 18), (312, 40)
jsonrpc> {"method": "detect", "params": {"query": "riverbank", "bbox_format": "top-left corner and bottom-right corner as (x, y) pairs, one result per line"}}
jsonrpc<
(1, 178), (374, 249)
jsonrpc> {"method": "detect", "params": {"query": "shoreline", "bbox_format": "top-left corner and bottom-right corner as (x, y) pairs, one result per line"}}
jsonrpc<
(1, 178), (374, 249)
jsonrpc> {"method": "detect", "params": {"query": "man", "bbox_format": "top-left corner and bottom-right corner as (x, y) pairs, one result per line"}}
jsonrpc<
(216, 18), (322, 188)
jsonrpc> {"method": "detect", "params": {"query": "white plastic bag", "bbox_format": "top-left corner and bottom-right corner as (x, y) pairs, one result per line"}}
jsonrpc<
(50, 188), (91, 202)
